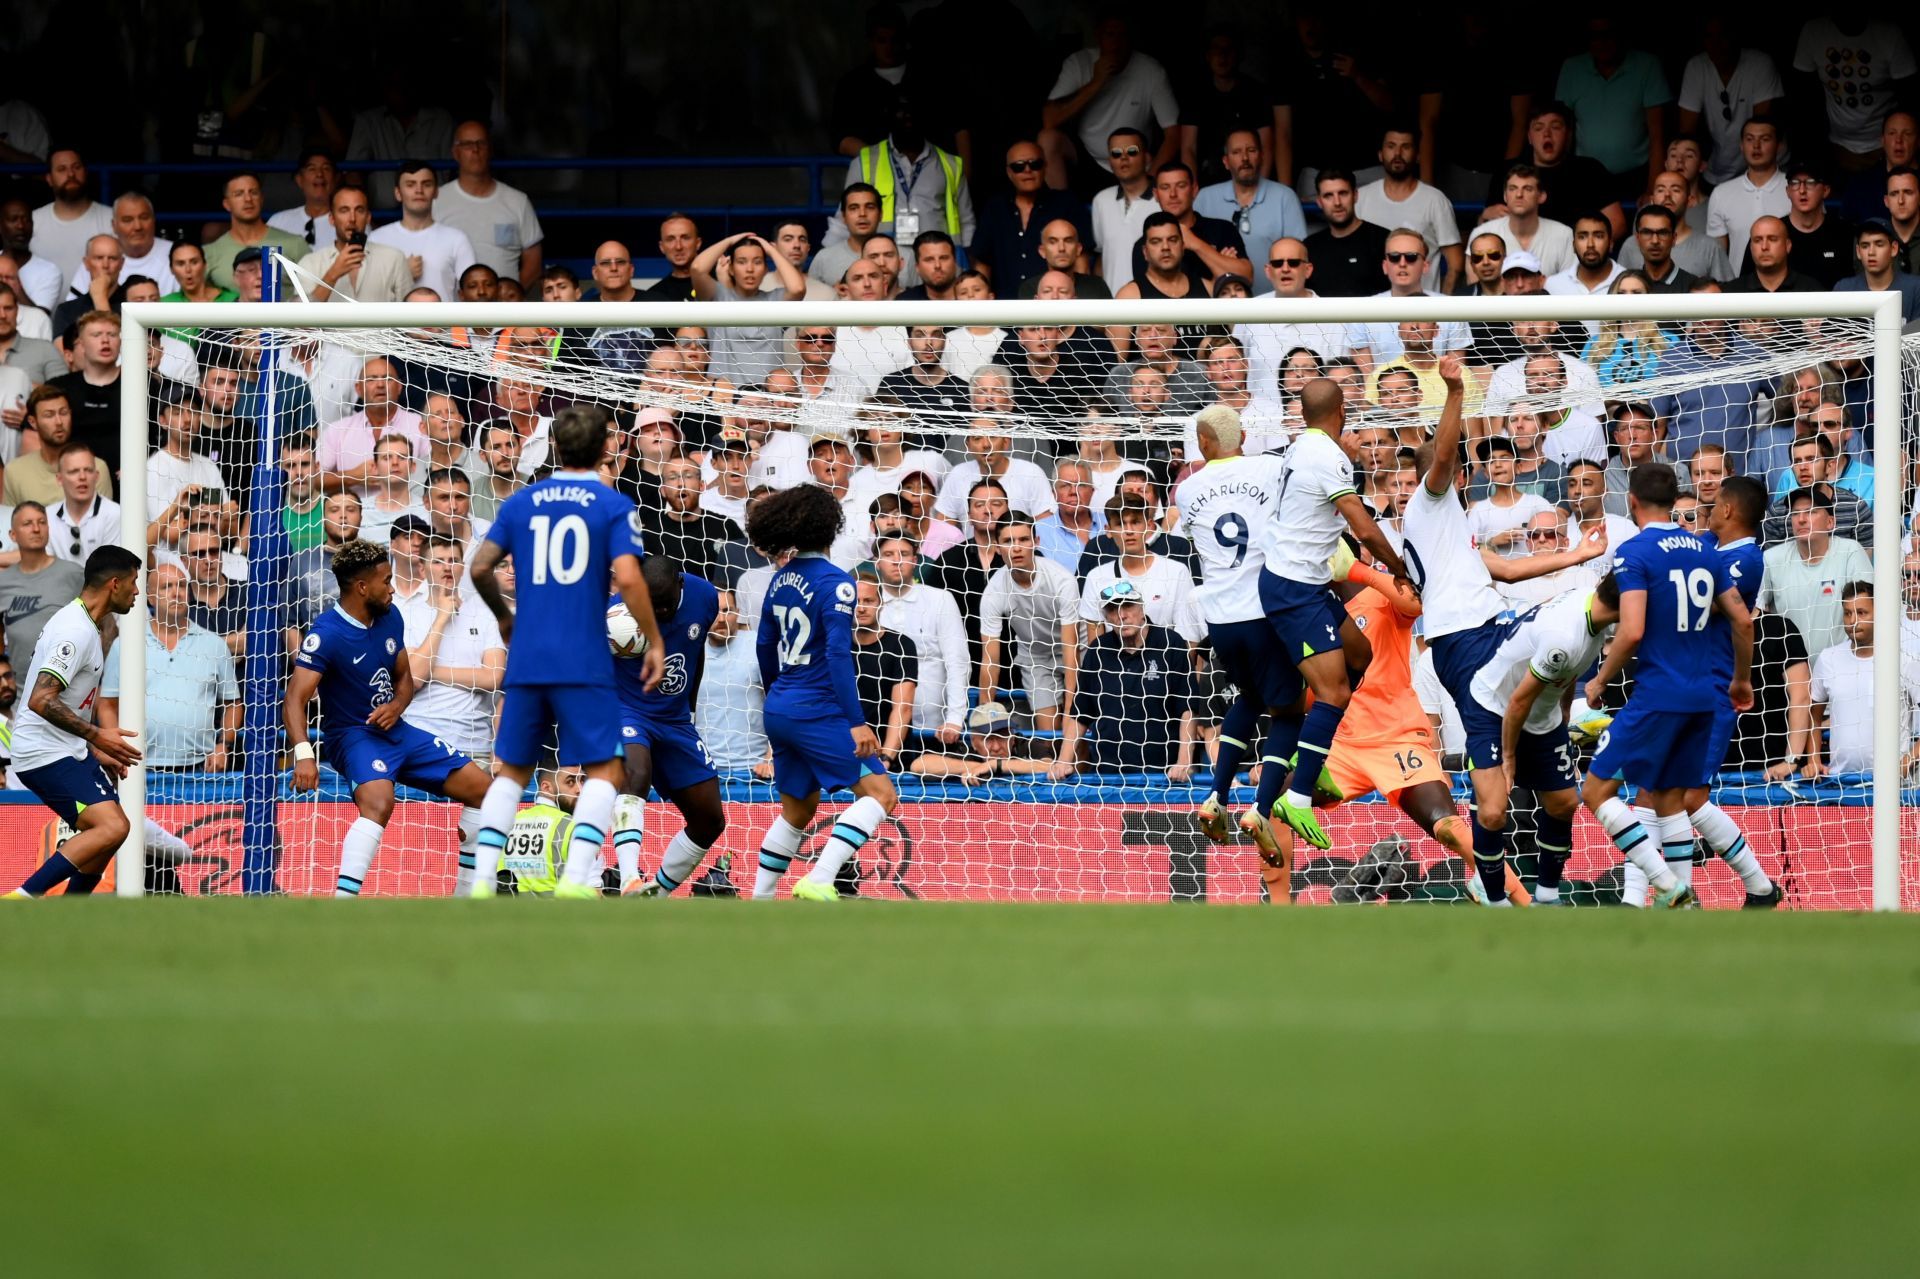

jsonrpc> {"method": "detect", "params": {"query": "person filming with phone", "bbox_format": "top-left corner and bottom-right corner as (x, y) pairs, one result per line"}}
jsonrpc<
(303, 187), (412, 303)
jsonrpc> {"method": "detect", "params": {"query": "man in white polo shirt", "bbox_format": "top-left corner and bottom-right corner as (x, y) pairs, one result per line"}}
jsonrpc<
(1706, 118), (1787, 275)
(399, 535), (505, 766)
(368, 160), (477, 303)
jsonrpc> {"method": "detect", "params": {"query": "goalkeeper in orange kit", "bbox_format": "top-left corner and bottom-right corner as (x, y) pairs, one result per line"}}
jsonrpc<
(1258, 547), (1529, 906)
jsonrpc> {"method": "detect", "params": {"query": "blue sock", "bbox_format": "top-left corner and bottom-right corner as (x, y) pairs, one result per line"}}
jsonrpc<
(1213, 700), (1259, 804)
(1535, 811), (1573, 890)
(19, 853), (79, 897)
(65, 872), (104, 896)
(1257, 714), (1302, 812)
(1289, 699), (1346, 793)
(1472, 817), (1507, 901)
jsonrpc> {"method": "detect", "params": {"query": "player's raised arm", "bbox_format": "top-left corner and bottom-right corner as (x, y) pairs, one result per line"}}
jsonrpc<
(1482, 522), (1609, 583)
(1421, 354), (1469, 494)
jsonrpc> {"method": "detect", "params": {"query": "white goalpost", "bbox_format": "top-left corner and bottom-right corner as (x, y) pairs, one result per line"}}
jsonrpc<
(112, 288), (1909, 908)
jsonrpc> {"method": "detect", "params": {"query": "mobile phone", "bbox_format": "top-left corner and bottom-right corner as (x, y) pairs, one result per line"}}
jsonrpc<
(344, 229), (368, 249)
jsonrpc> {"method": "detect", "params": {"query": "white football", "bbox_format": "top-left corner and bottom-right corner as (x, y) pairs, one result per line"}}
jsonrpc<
(607, 603), (649, 658)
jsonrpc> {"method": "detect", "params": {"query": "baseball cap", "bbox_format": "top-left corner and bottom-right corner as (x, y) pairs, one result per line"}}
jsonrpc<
(388, 513), (433, 540)
(232, 247), (264, 267)
(152, 379), (202, 411)
(634, 406), (677, 429)
(1502, 250), (1544, 276)
(1099, 579), (1144, 608)
(1475, 435), (1516, 462)
(1785, 158), (1826, 185)
(714, 426), (750, 453)
(967, 702), (1013, 734)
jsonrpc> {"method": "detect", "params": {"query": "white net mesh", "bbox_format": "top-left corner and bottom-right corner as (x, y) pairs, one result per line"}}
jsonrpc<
(72, 297), (1920, 907)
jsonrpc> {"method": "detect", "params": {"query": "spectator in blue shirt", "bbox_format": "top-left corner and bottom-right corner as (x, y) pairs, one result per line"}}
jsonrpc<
(99, 563), (241, 771)
(1832, 221), (1920, 323)
(1053, 581), (1197, 781)
(1035, 459), (1106, 574)
(1194, 128), (1307, 295)
(1650, 283), (1770, 461)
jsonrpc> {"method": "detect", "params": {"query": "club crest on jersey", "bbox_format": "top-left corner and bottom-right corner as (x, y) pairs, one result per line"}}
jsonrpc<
(687, 623), (702, 640)
(372, 759), (389, 773)
(301, 633), (321, 653)
(385, 638), (398, 655)
(629, 510), (646, 538)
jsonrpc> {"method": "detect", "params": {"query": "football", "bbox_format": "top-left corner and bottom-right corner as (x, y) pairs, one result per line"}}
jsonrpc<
(606, 603), (648, 658)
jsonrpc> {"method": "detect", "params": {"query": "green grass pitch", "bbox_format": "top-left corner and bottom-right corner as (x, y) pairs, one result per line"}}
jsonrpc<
(4, 902), (1917, 1276)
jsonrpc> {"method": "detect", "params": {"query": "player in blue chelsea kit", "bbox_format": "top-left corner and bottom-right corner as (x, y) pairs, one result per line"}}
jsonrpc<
(467, 405), (666, 899)
(1581, 465), (1755, 910)
(285, 540), (498, 896)
(745, 484), (900, 901)
(609, 556), (727, 896)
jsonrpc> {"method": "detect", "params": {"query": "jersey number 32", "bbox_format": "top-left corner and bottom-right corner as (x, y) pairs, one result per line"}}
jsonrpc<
(771, 605), (813, 668)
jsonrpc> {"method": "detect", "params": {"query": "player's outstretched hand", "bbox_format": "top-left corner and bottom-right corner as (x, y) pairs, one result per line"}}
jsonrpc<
(1729, 677), (1755, 713)
(365, 702), (403, 731)
(639, 646), (665, 692)
(91, 726), (142, 770)
(292, 758), (320, 792)
(850, 725), (881, 758)
(1437, 353), (1465, 390)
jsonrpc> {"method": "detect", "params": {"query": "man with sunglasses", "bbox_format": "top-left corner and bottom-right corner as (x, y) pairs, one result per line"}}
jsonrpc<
(1090, 127), (1159, 297)
(1474, 164), (1573, 275)
(268, 150), (339, 254)
(1194, 129), (1305, 295)
(972, 142), (1092, 291)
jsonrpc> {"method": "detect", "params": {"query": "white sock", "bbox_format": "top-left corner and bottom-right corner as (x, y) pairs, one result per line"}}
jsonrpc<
(337, 817), (384, 897)
(613, 793), (646, 884)
(143, 818), (191, 861)
(1533, 884), (1560, 903)
(1660, 811), (1696, 889)
(561, 778), (618, 888)
(655, 830), (709, 891)
(472, 776), (525, 895)
(754, 817), (806, 900)
(1692, 802), (1772, 894)
(1622, 863), (1649, 908)
(805, 795), (886, 886)
(454, 805), (483, 897)
(1596, 797), (1672, 891)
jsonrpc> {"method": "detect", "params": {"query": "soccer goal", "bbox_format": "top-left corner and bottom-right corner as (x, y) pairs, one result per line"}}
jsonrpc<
(108, 278), (1911, 908)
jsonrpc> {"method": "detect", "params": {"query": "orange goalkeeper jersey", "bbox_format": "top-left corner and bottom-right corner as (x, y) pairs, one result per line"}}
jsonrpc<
(1331, 579), (1432, 750)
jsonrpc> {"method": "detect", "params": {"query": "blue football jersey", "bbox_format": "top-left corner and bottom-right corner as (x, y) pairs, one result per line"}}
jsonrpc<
(1699, 532), (1763, 687)
(1613, 521), (1734, 711)
(756, 553), (865, 728)
(483, 470), (645, 688)
(613, 573), (719, 723)
(295, 605), (408, 733)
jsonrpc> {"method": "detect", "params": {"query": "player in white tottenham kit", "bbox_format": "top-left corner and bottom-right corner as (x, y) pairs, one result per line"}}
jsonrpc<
(1252, 378), (1410, 852)
(5, 546), (144, 898)
(1175, 405), (1299, 876)
(1400, 355), (1608, 903)
(1466, 574), (1621, 905)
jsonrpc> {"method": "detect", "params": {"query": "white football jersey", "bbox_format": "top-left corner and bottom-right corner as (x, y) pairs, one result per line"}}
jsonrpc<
(1469, 588), (1612, 733)
(1175, 454), (1288, 624)
(11, 599), (105, 771)
(1255, 429), (1355, 585)
(1400, 481), (1506, 641)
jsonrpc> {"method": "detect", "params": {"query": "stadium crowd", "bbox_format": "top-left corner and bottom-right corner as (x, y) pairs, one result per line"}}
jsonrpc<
(0, 9), (1917, 802)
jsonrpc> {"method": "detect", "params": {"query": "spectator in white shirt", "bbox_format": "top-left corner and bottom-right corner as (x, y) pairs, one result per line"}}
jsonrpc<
(302, 187), (412, 304)
(1357, 124), (1464, 291)
(1039, 13), (1180, 190)
(934, 428), (1054, 529)
(1706, 118), (1787, 274)
(268, 149), (339, 253)
(62, 193), (176, 297)
(145, 386), (228, 538)
(1078, 493), (1203, 644)
(700, 428), (752, 530)
(434, 121), (544, 293)
(979, 514), (1081, 731)
(1544, 213), (1625, 296)
(29, 149), (114, 281)
(48, 442), (121, 566)
(1810, 581), (1920, 778)
(368, 161), (477, 303)
(1476, 164), (1576, 275)
(1090, 125), (1159, 296)
(873, 533), (971, 740)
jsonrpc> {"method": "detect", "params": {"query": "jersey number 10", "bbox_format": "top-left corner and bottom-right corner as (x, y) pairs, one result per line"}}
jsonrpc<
(527, 514), (590, 585)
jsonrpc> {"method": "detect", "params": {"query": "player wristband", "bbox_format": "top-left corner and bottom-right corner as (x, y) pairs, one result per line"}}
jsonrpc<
(293, 743), (316, 762)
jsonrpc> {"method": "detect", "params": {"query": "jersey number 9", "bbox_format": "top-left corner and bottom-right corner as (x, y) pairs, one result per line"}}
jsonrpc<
(1212, 513), (1249, 568)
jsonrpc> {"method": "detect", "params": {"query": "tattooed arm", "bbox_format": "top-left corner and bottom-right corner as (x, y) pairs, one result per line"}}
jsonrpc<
(30, 671), (140, 768)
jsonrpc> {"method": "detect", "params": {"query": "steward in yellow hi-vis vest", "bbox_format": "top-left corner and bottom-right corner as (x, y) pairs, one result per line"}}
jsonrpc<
(500, 766), (584, 895)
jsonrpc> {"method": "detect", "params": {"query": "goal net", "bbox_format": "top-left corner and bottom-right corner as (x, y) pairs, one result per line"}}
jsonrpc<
(90, 285), (1911, 909)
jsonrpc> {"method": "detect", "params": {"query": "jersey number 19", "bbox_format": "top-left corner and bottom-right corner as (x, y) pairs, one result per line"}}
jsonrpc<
(1669, 567), (1713, 632)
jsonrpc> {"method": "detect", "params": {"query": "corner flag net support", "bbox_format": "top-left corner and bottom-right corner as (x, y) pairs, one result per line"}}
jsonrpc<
(114, 289), (1913, 908)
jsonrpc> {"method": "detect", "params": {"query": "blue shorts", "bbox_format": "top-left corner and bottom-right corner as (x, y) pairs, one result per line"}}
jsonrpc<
(1257, 571), (1346, 666)
(619, 714), (718, 793)
(1590, 702), (1718, 791)
(1427, 609), (1533, 706)
(1209, 617), (1304, 711)
(18, 755), (120, 824)
(329, 722), (472, 794)
(495, 684), (621, 768)
(1456, 698), (1581, 790)
(765, 710), (885, 798)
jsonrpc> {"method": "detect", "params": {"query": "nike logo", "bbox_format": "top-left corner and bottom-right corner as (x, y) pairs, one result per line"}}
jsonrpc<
(352, 655), (365, 665)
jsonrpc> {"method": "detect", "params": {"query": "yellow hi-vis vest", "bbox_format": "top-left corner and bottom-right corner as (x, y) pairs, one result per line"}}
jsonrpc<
(502, 802), (574, 896)
(858, 140), (963, 238)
